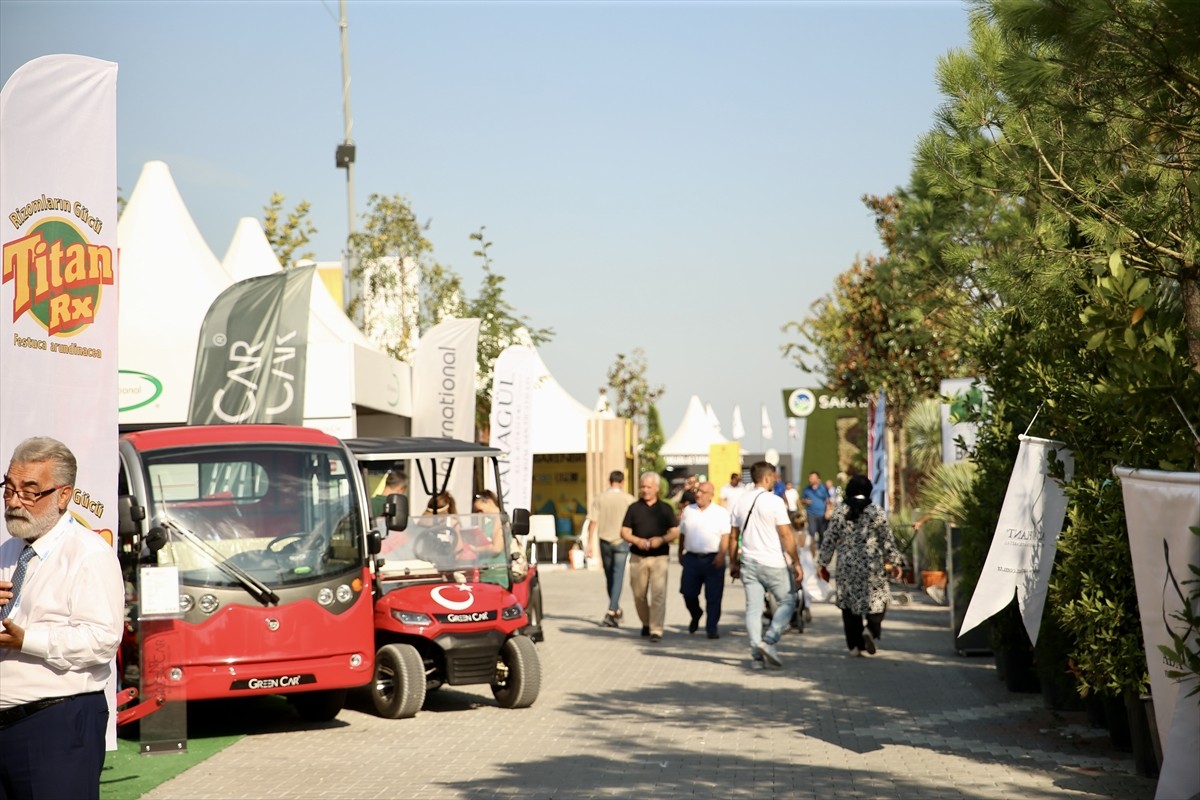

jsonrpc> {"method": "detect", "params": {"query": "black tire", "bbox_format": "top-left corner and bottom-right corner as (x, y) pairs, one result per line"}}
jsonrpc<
(291, 688), (347, 723)
(491, 635), (541, 709)
(371, 643), (427, 719)
(523, 580), (545, 643)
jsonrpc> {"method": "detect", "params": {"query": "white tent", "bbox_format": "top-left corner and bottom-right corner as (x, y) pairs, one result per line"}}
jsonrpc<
(117, 161), (233, 426)
(220, 217), (412, 438)
(529, 349), (595, 454)
(661, 395), (728, 467)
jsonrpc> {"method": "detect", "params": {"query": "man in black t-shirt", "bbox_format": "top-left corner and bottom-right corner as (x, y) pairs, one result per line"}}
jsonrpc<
(621, 472), (679, 642)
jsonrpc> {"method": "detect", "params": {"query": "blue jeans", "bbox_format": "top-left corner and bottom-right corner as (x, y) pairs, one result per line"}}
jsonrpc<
(741, 557), (795, 658)
(599, 539), (630, 612)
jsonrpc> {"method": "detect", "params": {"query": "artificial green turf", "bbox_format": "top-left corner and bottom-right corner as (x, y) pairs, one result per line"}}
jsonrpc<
(101, 732), (242, 800)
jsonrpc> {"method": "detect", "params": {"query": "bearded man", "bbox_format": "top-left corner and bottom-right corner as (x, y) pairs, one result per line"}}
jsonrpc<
(0, 436), (123, 800)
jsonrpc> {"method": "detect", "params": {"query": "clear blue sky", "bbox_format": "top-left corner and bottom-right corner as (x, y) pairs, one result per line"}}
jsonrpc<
(1, 0), (970, 460)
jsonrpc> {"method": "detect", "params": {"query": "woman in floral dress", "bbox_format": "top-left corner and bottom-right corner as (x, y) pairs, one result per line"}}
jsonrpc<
(817, 474), (903, 657)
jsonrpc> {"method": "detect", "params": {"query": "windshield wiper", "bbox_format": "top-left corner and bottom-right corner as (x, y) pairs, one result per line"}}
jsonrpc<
(160, 517), (280, 606)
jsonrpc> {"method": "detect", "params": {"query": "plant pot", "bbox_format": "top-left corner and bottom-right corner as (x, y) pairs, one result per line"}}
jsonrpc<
(920, 570), (947, 589)
(1124, 689), (1160, 778)
(1103, 694), (1132, 751)
(1038, 661), (1084, 711)
(1000, 643), (1041, 694)
(1084, 693), (1107, 729)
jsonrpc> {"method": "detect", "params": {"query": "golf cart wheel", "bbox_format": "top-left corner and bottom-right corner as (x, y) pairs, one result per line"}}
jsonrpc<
(291, 688), (347, 723)
(371, 643), (427, 719)
(491, 635), (541, 709)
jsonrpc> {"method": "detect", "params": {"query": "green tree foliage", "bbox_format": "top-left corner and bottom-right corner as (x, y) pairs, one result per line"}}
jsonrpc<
(348, 193), (434, 360)
(606, 348), (665, 462)
(915, 0), (1200, 697)
(459, 228), (553, 433)
(643, 403), (667, 478)
(263, 192), (317, 267)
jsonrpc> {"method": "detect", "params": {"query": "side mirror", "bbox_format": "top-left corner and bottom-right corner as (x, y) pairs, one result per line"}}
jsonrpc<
(367, 529), (382, 556)
(510, 508), (529, 538)
(117, 495), (144, 538)
(385, 493), (409, 532)
(144, 525), (168, 554)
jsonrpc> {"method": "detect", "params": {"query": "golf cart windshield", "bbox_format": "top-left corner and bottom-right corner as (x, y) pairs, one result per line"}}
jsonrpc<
(378, 512), (511, 590)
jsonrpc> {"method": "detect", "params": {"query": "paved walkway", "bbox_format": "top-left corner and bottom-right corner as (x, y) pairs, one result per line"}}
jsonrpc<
(140, 566), (1157, 800)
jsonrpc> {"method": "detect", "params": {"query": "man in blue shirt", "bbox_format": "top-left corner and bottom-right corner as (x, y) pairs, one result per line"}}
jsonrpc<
(801, 471), (831, 545)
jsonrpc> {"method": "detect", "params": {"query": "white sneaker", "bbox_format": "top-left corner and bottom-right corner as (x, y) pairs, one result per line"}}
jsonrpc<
(848, 647), (862, 657)
(751, 658), (765, 670)
(862, 631), (877, 655)
(758, 641), (783, 667)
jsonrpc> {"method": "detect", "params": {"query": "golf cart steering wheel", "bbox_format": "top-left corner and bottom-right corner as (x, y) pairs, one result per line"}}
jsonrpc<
(412, 525), (459, 565)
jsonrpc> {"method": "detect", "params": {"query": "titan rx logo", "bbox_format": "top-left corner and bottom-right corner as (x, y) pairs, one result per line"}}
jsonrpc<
(2, 218), (114, 335)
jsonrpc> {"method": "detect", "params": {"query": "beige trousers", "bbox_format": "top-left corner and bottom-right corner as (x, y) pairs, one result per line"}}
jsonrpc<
(629, 554), (669, 635)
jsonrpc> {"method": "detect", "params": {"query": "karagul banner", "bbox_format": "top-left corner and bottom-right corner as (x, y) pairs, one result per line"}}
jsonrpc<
(0, 53), (119, 746)
(187, 267), (314, 426)
(488, 344), (536, 513)
(1114, 467), (1200, 800)
(959, 435), (1074, 644)
(411, 317), (480, 514)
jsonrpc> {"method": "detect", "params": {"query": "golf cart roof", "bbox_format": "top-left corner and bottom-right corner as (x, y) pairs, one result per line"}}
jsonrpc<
(343, 437), (503, 462)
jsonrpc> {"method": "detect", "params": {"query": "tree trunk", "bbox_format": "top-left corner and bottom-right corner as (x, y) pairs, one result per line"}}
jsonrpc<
(1182, 272), (1200, 376)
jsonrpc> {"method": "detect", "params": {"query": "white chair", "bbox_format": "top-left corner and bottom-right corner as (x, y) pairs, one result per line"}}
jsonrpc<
(528, 514), (560, 565)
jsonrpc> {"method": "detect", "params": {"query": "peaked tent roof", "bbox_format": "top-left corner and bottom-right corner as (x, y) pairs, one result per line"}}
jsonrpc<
(530, 349), (596, 454)
(661, 395), (728, 466)
(117, 161), (233, 425)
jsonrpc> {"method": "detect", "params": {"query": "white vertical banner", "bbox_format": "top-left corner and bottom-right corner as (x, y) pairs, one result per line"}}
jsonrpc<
(959, 436), (1074, 644)
(487, 345), (536, 513)
(1114, 467), (1200, 800)
(411, 318), (480, 513)
(1, 55), (119, 746)
(760, 404), (773, 440)
(731, 405), (745, 440)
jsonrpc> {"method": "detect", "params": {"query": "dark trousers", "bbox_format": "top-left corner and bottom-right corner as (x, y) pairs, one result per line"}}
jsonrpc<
(0, 691), (108, 800)
(841, 607), (885, 651)
(679, 552), (726, 634)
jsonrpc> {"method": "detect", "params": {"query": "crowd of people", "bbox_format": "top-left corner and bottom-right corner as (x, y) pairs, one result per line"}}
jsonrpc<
(587, 463), (906, 668)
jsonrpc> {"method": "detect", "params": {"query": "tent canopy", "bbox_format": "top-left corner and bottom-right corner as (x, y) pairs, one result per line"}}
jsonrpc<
(661, 395), (728, 467)
(118, 161), (235, 425)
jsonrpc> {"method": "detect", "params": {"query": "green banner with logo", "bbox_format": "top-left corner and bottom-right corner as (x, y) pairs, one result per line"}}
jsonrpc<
(781, 388), (869, 483)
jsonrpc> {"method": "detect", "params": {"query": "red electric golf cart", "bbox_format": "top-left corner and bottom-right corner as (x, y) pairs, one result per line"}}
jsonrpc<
(344, 437), (543, 719)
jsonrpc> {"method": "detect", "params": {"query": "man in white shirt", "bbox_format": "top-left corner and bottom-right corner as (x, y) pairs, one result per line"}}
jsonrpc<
(729, 461), (802, 669)
(718, 472), (746, 508)
(677, 481), (731, 639)
(0, 437), (123, 800)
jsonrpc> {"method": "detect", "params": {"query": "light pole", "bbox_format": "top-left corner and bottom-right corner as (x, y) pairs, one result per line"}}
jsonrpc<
(335, 0), (360, 324)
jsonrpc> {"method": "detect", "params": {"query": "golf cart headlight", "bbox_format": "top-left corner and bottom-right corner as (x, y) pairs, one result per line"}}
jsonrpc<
(317, 587), (334, 606)
(501, 604), (523, 620)
(179, 593), (195, 613)
(391, 609), (432, 626)
(198, 594), (219, 614)
(335, 583), (353, 603)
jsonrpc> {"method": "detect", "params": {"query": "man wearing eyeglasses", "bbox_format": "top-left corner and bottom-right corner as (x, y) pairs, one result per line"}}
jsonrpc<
(677, 481), (730, 639)
(0, 436), (123, 800)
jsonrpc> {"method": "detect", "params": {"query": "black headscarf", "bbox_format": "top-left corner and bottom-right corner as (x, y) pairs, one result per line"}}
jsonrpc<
(844, 474), (873, 521)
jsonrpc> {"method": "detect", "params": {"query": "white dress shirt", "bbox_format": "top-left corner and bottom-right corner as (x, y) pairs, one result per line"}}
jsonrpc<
(0, 513), (124, 708)
(679, 503), (731, 555)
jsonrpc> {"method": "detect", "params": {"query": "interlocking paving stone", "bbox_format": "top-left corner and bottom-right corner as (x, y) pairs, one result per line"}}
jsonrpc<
(138, 565), (1157, 800)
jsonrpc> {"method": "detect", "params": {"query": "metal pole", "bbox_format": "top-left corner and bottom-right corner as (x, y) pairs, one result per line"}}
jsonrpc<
(339, 0), (355, 242)
(338, 0), (361, 324)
